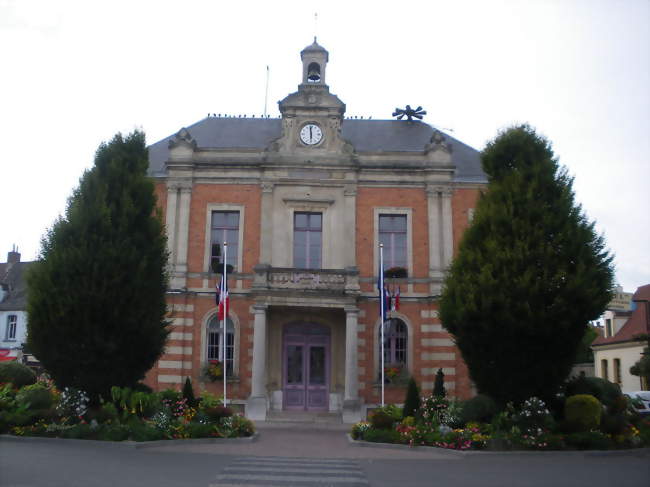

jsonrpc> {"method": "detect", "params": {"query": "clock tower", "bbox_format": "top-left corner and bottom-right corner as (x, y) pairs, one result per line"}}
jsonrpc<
(270, 38), (352, 161)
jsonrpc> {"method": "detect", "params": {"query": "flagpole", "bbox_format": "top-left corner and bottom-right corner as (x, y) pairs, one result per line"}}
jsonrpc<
(222, 241), (228, 406)
(380, 243), (385, 407)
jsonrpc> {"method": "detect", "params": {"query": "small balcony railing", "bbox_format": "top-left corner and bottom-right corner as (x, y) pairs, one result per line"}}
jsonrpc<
(252, 265), (360, 295)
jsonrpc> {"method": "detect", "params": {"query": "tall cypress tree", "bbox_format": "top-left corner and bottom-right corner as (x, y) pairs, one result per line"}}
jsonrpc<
(440, 124), (614, 406)
(27, 131), (169, 400)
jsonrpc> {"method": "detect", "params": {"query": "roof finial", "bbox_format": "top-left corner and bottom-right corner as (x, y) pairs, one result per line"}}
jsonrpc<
(314, 12), (318, 43)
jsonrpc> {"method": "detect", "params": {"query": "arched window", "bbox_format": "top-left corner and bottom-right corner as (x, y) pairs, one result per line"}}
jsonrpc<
(381, 318), (407, 366)
(207, 316), (234, 376)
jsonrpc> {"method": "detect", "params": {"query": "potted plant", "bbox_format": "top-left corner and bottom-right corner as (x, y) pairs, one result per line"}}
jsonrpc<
(203, 360), (223, 382)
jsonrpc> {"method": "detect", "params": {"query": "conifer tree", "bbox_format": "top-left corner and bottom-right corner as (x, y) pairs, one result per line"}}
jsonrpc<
(433, 368), (446, 398)
(27, 131), (169, 401)
(440, 124), (614, 406)
(402, 376), (421, 418)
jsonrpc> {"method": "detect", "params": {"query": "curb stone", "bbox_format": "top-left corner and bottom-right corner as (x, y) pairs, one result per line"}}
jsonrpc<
(0, 432), (258, 449)
(346, 434), (650, 458)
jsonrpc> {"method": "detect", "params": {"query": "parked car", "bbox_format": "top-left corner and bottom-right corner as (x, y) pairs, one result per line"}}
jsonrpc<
(625, 391), (650, 416)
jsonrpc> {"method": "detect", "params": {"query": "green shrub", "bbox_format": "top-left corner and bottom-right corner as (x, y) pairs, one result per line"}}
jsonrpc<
(350, 421), (371, 440)
(0, 383), (17, 410)
(204, 406), (233, 422)
(565, 376), (621, 409)
(403, 377), (421, 419)
(0, 363), (36, 388)
(129, 422), (166, 441)
(60, 423), (96, 440)
(369, 410), (394, 430)
(229, 415), (255, 437)
(600, 413), (627, 435)
(460, 395), (499, 424)
(159, 388), (182, 402)
(16, 384), (53, 410)
(198, 390), (222, 410)
(363, 428), (401, 444)
(90, 402), (119, 424)
(375, 404), (402, 421)
(182, 378), (197, 408)
(565, 430), (611, 450)
(97, 424), (130, 441)
(132, 382), (153, 394)
(186, 422), (216, 439)
(433, 369), (446, 397)
(565, 394), (602, 432)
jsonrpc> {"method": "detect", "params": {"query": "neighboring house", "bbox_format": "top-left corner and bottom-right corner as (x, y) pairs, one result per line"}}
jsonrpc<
(0, 248), (33, 360)
(592, 284), (650, 392)
(144, 39), (487, 421)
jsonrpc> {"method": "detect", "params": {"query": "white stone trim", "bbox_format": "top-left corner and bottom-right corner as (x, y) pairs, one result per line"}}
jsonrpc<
(158, 360), (183, 369)
(203, 203), (245, 273)
(372, 311), (414, 379)
(421, 367), (456, 376)
(170, 317), (193, 327)
(421, 352), (456, 361)
(421, 338), (454, 347)
(169, 332), (193, 340)
(158, 374), (182, 384)
(200, 308), (241, 378)
(422, 380), (455, 390)
(421, 324), (443, 332)
(166, 346), (193, 355)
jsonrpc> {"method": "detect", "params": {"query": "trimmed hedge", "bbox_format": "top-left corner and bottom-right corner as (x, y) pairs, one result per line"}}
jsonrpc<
(565, 394), (602, 432)
(0, 362), (36, 388)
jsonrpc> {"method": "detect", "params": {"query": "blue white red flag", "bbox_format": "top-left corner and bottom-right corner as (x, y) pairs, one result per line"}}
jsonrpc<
(218, 273), (229, 320)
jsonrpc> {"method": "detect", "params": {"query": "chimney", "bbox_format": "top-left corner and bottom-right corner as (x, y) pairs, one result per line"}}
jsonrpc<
(7, 245), (20, 265)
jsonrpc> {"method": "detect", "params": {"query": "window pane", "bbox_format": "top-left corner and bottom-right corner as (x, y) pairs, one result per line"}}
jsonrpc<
(309, 213), (322, 229)
(295, 213), (308, 228)
(309, 346), (326, 385)
(287, 345), (303, 384)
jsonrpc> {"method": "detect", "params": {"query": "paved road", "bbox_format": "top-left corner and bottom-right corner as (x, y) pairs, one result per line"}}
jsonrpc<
(1, 426), (648, 487)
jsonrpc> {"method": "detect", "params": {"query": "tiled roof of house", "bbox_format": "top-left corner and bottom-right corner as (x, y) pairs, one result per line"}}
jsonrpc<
(593, 284), (650, 347)
(0, 261), (33, 311)
(147, 117), (486, 183)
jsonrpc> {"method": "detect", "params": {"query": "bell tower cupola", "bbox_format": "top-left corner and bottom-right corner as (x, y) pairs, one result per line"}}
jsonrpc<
(301, 37), (329, 86)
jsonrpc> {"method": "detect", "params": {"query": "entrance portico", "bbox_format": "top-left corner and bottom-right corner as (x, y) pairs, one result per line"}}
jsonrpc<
(246, 300), (360, 422)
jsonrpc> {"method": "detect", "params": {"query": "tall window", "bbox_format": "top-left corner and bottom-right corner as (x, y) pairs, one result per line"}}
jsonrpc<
(379, 214), (407, 269)
(613, 358), (621, 384)
(207, 316), (234, 376)
(381, 318), (408, 366)
(605, 318), (612, 337)
(293, 212), (322, 268)
(211, 211), (239, 271)
(601, 359), (609, 380)
(5, 315), (16, 341)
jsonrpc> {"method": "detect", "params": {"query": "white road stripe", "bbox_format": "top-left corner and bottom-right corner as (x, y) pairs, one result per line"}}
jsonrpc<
(211, 456), (369, 486)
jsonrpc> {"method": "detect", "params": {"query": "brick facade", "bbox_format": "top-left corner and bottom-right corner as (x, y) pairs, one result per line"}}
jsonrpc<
(144, 40), (486, 421)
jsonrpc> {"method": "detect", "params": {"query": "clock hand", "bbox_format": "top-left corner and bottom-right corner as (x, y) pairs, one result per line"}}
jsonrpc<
(309, 125), (313, 142)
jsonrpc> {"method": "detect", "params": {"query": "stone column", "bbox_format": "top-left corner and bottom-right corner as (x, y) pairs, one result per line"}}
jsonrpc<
(259, 182), (274, 265)
(343, 186), (357, 268)
(343, 306), (361, 423)
(441, 187), (454, 269)
(247, 304), (268, 420)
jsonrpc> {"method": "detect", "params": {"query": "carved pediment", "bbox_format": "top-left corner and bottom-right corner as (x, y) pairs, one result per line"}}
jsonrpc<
(168, 128), (197, 150)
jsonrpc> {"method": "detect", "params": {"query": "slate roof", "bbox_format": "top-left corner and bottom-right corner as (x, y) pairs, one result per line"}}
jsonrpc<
(147, 117), (486, 183)
(0, 261), (33, 311)
(593, 284), (650, 347)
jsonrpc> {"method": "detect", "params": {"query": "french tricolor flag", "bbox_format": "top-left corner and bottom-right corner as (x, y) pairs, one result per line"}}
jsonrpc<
(217, 273), (229, 320)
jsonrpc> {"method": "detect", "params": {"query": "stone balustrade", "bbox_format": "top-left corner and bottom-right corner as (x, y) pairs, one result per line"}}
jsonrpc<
(253, 265), (360, 295)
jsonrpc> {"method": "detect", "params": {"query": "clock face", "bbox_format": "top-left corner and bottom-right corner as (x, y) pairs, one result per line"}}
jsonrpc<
(299, 123), (323, 145)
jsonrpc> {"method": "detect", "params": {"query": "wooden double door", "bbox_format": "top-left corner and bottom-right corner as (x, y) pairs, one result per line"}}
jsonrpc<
(282, 323), (329, 411)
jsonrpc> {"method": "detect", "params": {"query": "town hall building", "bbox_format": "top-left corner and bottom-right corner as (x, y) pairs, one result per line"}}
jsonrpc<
(144, 39), (487, 421)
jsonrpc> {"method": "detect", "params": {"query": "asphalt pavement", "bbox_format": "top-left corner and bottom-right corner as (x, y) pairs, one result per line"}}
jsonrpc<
(1, 425), (648, 487)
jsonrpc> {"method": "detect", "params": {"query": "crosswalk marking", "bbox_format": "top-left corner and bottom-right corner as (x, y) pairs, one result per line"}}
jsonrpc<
(210, 456), (369, 487)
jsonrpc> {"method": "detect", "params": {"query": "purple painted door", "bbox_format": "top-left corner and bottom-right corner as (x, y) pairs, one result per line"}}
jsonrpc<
(283, 324), (329, 411)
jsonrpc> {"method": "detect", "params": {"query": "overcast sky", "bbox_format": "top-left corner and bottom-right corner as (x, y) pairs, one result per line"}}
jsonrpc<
(1, 0), (648, 292)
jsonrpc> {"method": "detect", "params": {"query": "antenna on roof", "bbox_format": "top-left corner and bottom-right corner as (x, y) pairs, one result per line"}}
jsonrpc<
(264, 65), (270, 118)
(314, 12), (318, 41)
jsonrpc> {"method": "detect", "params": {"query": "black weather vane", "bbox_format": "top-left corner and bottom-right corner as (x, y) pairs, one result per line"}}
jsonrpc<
(392, 105), (427, 121)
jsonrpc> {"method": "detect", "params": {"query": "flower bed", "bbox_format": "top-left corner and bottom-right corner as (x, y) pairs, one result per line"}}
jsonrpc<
(0, 375), (254, 442)
(352, 393), (650, 451)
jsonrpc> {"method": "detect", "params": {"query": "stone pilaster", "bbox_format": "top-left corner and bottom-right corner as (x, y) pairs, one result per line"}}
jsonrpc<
(343, 306), (361, 423)
(247, 304), (268, 420)
(259, 182), (274, 264)
(343, 186), (357, 268)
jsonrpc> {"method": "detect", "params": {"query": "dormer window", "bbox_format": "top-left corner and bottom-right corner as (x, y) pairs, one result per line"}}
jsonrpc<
(307, 62), (321, 83)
